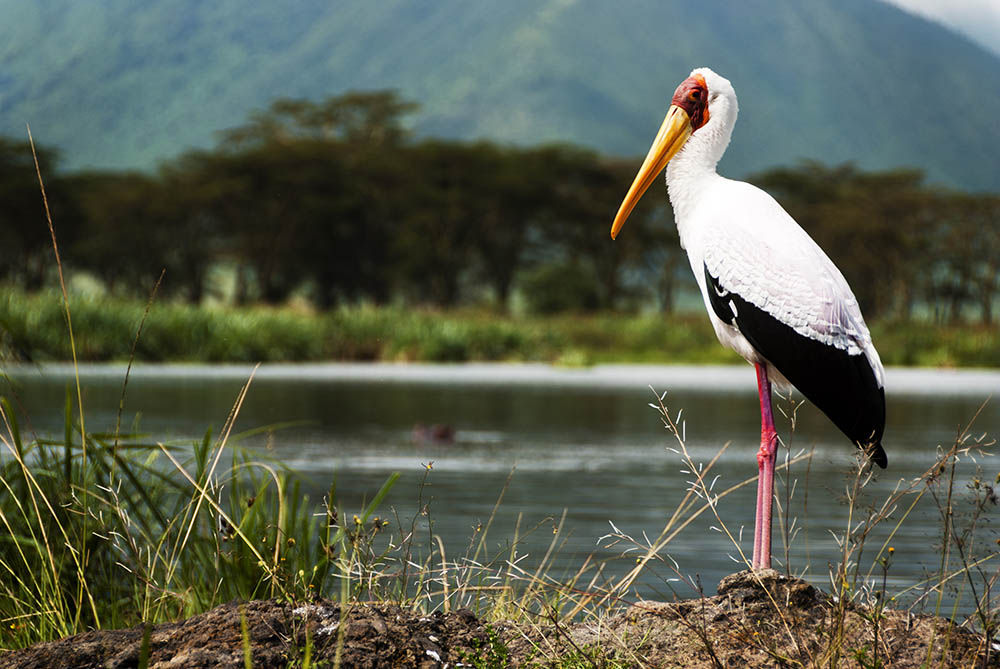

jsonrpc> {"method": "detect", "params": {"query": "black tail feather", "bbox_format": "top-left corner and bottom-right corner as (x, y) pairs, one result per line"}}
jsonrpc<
(865, 441), (888, 469)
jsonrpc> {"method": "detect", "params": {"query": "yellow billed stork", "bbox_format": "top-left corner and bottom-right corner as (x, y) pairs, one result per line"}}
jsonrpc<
(610, 68), (886, 570)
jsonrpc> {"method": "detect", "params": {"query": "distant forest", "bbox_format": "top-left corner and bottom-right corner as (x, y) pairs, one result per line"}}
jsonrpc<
(2, 91), (998, 323)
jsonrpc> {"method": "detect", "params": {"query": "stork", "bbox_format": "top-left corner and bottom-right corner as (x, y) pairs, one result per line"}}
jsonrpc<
(610, 68), (886, 570)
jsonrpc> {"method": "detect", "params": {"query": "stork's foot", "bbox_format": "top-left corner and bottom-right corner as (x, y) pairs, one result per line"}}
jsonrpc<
(718, 569), (820, 613)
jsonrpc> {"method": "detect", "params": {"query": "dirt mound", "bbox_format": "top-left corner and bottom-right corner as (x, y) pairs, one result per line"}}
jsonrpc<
(0, 600), (492, 669)
(2, 571), (996, 668)
(510, 569), (998, 667)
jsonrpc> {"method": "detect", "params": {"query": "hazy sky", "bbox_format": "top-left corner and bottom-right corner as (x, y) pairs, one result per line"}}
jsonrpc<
(885, 0), (1000, 56)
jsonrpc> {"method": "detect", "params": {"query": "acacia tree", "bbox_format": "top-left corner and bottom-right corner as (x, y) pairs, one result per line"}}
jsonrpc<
(391, 140), (483, 306)
(0, 139), (78, 289)
(929, 193), (1000, 323)
(448, 143), (558, 310)
(298, 142), (402, 307)
(68, 171), (166, 294)
(208, 91), (417, 305)
(219, 91), (419, 148)
(522, 146), (669, 312)
(968, 195), (1000, 324)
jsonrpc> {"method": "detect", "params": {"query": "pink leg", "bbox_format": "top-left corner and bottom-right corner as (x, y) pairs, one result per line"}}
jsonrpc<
(751, 363), (778, 570)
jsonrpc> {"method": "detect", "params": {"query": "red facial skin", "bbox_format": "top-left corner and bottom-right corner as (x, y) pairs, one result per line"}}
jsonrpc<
(671, 74), (710, 130)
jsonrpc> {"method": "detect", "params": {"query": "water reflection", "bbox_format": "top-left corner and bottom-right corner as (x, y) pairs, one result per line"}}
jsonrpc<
(3, 363), (998, 609)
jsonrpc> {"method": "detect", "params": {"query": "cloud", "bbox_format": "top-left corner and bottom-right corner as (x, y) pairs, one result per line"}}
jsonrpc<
(883, 0), (1000, 56)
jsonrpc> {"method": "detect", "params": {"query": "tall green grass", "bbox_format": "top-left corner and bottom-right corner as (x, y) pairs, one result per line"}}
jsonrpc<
(3, 288), (997, 366)
(872, 319), (1000, 367)
(0, 381), (414, 647)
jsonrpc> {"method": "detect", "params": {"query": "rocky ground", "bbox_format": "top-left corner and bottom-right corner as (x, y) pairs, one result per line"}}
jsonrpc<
(2, 570), (997, 668)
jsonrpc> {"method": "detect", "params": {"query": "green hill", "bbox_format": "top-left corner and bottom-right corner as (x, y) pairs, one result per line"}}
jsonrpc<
(1, 0), (997, 190)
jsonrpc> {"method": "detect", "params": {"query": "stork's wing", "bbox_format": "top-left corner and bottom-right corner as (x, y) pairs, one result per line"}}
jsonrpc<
(699, 199), (886, 467)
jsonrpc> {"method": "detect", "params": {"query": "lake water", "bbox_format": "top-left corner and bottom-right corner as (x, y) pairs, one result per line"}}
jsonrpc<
(3, 363), (998, 612)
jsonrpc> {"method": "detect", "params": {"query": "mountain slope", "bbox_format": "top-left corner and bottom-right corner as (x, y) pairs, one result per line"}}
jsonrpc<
(0, 0), (997, 190)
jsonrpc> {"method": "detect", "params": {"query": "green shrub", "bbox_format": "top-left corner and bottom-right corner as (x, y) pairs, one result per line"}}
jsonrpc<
(519, 263), (601, 315)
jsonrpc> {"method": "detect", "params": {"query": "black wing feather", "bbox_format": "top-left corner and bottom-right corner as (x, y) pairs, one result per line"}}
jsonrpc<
(705, 264), (887, 468)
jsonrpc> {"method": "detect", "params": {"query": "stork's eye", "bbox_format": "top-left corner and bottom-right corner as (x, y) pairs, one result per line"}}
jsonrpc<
(689, 89), (702, 101)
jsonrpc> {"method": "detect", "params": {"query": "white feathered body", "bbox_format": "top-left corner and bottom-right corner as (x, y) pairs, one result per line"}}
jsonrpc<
(666, 68), (884, 392)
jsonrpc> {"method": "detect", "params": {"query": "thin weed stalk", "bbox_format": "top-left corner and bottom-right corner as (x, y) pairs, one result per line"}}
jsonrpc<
(26, 123), (99, 631)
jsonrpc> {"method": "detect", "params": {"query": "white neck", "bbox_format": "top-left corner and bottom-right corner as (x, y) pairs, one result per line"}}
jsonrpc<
(666, 90), (738, 228)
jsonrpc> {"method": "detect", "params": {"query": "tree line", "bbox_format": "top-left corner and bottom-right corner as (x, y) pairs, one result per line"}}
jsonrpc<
(1, 91), (997, 322)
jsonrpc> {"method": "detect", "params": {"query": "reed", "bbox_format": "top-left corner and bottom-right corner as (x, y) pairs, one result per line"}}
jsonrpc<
(4, 288), (997, 367)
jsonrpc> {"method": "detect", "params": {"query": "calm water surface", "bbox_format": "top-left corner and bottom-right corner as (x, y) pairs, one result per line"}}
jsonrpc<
(4, 363), (998, 608)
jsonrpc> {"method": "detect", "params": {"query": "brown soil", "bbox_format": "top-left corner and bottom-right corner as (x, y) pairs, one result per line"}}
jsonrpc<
(2, 570), (997, 668)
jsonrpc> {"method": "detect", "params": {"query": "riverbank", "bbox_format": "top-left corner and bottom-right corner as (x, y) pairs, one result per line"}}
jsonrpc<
(2, 288), (998, 367)
(3, 571), (994, 667)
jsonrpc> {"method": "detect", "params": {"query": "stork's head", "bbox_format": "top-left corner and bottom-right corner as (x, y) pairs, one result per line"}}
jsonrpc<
(610, 67), (735, 239)
(670, 72), (711, 131)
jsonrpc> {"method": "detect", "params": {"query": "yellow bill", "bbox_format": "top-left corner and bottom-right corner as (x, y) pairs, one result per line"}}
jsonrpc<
(610, 105), (693, 239)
